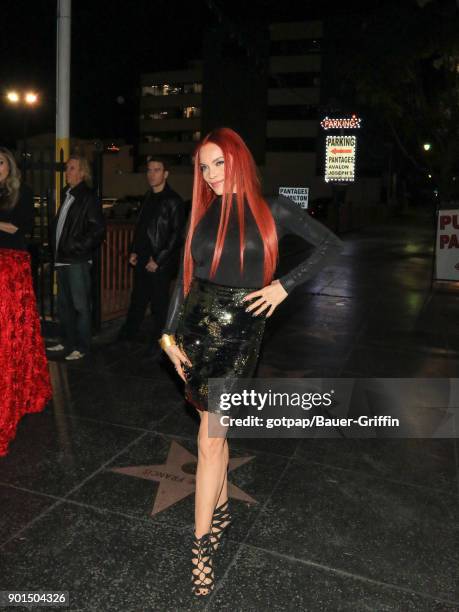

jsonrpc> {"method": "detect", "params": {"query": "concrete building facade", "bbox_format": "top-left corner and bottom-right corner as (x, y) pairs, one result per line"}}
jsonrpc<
(138, 61), (203, 169)
(135, 20), (381, 207)
(262, 21), (323, 196)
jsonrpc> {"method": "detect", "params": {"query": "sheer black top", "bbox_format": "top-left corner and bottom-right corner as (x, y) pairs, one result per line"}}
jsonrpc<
(163, 194), (343, 334)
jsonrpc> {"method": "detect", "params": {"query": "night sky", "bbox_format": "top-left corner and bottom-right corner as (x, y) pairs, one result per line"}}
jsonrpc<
(5, 0), (447, 154)
(3, 0), (205, 146)
(2, 0), (328, 148)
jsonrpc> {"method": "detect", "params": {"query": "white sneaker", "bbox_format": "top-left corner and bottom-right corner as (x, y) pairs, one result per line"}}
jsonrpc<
(47, 344), (65, 352)
(65, 350), (85, 361)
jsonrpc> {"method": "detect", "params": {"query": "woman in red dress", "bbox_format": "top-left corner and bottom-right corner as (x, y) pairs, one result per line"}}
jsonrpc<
(0, 147), (52, 457)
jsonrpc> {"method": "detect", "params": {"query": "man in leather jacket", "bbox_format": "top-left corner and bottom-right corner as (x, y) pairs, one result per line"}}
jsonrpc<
(117, 157), (185, 351)
(47, 155), (105, 360)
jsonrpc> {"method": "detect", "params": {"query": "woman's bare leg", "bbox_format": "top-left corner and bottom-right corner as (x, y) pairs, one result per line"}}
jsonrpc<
(216, 439), (229, 507)
(194, 410), (228, 538)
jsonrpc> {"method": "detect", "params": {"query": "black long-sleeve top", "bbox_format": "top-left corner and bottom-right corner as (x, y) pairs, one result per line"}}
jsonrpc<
(0, 183), (34, 251)
(163, 194), (343, 334)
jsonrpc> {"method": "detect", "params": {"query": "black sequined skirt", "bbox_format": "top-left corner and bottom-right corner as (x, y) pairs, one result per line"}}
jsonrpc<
(176, 278), (266, 413)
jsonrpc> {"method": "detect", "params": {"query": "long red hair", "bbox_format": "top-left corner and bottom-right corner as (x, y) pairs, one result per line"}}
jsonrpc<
(183, 127), (278, 296)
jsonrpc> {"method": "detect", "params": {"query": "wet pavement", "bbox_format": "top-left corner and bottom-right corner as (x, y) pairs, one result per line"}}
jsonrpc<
(1, 210), (458, 611)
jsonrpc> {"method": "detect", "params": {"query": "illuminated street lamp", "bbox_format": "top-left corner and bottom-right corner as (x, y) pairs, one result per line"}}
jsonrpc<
(25, 92), (38, 105)
(5, 90), (40, 166)
(6, 90), (39, 105)
(6, 91), (20, 103)
(423, 143), (432, 151)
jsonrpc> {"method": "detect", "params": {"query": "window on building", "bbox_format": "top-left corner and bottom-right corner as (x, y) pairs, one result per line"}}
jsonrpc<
(150, 111), (170, 120)
(143, 133), (179, 143)
(142, 82), (202, 96)
(166, 85), (182, 95)
(143, 135), (168, 143)
(142, 84), (183, 96)
(141, 108), (202, 121)
(183, 106), (201, 118)
(183, 83), (203, 94)
(180, 131), (201, 142)
(142, 85), (165, 96)
(270, 39), (322, 55)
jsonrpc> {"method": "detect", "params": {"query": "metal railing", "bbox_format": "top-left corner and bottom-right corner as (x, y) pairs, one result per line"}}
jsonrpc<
(25, 148), (137, 328)
(100, 222), (135, 321)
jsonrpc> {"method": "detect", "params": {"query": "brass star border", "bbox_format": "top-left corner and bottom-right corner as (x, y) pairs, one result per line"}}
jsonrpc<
(109, 440), (257, 516)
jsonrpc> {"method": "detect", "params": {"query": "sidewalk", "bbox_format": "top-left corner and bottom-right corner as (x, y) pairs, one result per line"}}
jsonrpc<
(1, 210), (458, 611)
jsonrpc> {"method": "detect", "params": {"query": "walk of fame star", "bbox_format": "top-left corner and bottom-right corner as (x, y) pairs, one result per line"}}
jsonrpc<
(108, 440), (258, 516)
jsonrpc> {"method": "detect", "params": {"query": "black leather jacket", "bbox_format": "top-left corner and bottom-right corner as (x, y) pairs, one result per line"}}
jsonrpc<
(50, 181), (106, 263)
(139, 183), (185, 268)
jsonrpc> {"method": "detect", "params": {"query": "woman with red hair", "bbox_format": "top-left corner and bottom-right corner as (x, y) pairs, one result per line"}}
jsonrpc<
(159, 128), (342, 596)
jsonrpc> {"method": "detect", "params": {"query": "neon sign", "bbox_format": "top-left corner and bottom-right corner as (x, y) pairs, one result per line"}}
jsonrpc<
(320, 115), (361, 130)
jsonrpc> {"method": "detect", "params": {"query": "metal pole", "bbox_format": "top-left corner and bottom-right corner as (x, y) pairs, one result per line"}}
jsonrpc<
(22, 109), (28, 171)
(55, 0), (71, 211)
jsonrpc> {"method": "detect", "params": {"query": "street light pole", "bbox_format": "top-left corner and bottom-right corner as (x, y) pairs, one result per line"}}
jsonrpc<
(56, 0), (71, 210)
(22, 109), (27, 167)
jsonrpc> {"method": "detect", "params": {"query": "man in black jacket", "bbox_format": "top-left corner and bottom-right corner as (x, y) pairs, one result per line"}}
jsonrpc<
(118, 158), (185, 351)
(47, 155), (105, 360)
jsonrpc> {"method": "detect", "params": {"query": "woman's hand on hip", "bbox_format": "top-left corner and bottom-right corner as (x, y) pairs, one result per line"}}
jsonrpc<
(242, 279), (288, 317)
(164, 344), (192, 382)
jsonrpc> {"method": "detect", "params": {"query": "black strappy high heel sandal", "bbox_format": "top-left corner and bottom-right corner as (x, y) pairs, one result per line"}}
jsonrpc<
(210, 500), (232, 552)
(191, 532), (215, 597)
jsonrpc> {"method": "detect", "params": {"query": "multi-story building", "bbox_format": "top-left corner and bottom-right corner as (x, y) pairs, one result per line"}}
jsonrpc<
(137, 24), (325, 199)
(262, 20), (322, 195)
(138, 61), (203, 168)
(136, 22), (380, 206)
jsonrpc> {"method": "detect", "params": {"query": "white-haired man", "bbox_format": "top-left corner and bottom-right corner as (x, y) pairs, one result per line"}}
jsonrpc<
(48, 155), (105, 360)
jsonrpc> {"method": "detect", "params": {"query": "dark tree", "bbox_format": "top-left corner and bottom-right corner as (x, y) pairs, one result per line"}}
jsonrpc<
(332, 0), (459, 202)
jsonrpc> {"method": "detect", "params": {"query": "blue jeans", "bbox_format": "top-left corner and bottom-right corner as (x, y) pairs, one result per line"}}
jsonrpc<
(57, 263), (92, 354)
